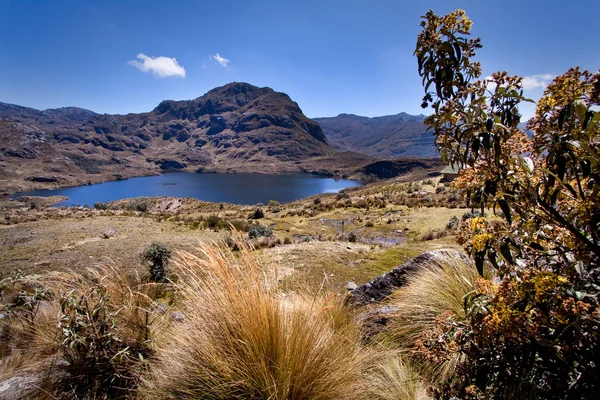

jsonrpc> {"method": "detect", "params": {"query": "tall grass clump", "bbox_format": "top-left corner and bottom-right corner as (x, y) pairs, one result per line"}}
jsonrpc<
(381, 250), (492, 384)
(365, 353), (429, 400)
(142, 238), (365, 400)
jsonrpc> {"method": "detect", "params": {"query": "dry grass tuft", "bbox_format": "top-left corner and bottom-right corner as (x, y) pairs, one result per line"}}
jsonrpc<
(365, 352), (430, 400)
(142, 238), (365, 400)
(382, 250), (491, 384)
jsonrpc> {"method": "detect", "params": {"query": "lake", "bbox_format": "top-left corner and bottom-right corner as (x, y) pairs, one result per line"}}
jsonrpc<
(13, 172), (360, 206)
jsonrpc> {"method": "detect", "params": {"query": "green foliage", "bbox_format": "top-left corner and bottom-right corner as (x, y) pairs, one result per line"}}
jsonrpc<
(142, 242), (172, 282)
(446, 215), (459, 230)
(248, 223), (272, 239)
(248, 207), (265, 219)
(93, 202), (109, 210)
(205, 214), (222, 229)
(127, 197), (149, 212)
(415, 9), (600, 399)
(347, 231), (358, 243)
(59, 286), (138, 397)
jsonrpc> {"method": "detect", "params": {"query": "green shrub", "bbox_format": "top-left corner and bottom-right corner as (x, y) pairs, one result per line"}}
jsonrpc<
(446, 216), (459, 230)
(461, 210), (482, 221)
(141, 242), (172, 282)
(127, 197), (149, 212)
(93, 202), (109, 210)
(248, 207), (264, 219)
(348, 231), (358, 243)
(248, 223), (272, 239)
(205, 214), (222, 229)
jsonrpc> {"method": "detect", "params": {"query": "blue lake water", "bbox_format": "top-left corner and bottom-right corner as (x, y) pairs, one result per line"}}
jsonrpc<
(13, 172), (360, 206)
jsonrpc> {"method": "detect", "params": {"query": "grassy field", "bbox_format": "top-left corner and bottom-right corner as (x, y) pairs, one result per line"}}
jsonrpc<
(1, 176), (468, 289)
(0, 175), (485, 399)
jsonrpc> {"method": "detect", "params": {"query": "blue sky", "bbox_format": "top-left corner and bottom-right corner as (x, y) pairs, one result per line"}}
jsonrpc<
(1, 0), (598, 119)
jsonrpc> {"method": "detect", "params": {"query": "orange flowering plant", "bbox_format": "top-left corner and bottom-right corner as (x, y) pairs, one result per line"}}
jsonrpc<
(415, 9), (600, 399)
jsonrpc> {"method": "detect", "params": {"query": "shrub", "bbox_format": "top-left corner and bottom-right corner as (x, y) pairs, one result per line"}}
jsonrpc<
(416, 9), (600, 398)
(446, 215), (459, 230)
(461, 209), (482, 221)
(248, 223), (272, 239)
(228, 219), (251, 232)
(141, 242), (172, 282)
(268, 200), (280, 207)
(205, 213), (222, 229)
(348, 231), (358, 243)
(127, 197), (149, 212)
(248, 207), (264, 219)
(271, 205), (281, 213)
(93, 202), (109, 210)
(141, 240), (365, 399)
(0, 266), (155, 398)
(283, 236), (293, 245)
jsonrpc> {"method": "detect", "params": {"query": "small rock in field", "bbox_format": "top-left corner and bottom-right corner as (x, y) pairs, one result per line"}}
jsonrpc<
(172, 311), (185, 323)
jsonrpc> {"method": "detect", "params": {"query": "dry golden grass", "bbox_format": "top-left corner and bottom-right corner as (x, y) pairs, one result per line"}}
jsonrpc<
(365, 352), (430, 400)
(142, 238), (366, 400)
(381, 250), (492, 384)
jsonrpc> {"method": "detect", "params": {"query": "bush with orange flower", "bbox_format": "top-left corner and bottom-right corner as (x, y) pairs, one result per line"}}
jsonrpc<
(414, 9), (600, 399)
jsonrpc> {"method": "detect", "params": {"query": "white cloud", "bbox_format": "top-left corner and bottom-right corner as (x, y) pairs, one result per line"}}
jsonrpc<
(128, 53), (186, 78)
(522, 74), (555, 90)
(211, 53), (230, 68)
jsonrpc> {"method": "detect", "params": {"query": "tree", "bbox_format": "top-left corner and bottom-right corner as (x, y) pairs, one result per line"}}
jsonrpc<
(415, 9), (600, 398)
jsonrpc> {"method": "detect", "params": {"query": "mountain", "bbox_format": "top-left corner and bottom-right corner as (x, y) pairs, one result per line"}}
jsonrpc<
(314, 113), (437, 158)
(0, 82), (335, 195)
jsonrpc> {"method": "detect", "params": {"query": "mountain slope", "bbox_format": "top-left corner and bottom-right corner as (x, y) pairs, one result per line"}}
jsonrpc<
(314, 113), (437, 158)
(0, 83), (334, 194)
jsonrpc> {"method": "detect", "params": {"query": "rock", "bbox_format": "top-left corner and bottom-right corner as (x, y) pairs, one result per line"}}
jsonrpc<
(100, 229), (116, 239)
(0, 375), (43, 400)
(346, 281), (358, 291)
(172, 311), (185, 322)
(347, 249), (470, 305)
(152, 301), (168, 315)
(358, 305), (401, 338)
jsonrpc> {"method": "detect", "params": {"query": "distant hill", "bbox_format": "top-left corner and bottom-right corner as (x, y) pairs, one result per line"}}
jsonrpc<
(314, 113), (437, 158)
(0, 82), (337, 194)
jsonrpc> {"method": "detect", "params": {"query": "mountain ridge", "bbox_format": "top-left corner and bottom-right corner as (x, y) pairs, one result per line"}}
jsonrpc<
(0, 82), (342, 195)
(314, 112), (437, 158)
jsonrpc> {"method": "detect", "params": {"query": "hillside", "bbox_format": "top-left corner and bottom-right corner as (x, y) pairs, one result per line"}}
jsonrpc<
(0, 83), (339, 195)
(314, 113), (438, 158)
